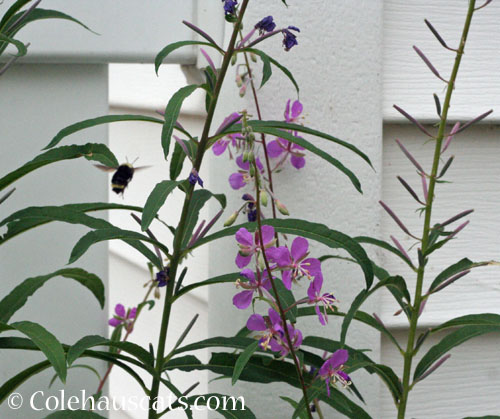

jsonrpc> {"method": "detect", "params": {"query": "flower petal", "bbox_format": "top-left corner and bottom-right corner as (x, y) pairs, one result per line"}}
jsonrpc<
(291, 237), (309, 260)
(290, 155), (306, 169)
(260, 225), (275, 245)
(233, 290), (254, 309)
(229, 172), (246, 190)
(115, 303), (125, 318)
(282, 270), (293, 290)
(240, 269), (255, 282)
(235, 228), (253, 246)
(291, 100), (303, 119)
(329, 349), (349, 369)
(236, 154), (250, 170)
(267, 140), (285, 158)
(212, 139), (229, 156)
(236, 253), (252, 269)
(247, 314), (267, 331)
(108, 318), (121, 327)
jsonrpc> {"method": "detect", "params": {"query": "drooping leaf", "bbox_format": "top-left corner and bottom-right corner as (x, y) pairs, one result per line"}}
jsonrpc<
(232, 340), (260, 385)
(1, 321), (67, 383)
(243, 48), (299, 93)
(355, 236), (415, 269)
(142, 180), (182, 231)
(0, 0), (32, 31)
(431, 313), (500, 334)
(414, 325), (500, 382)
(0, 268), (105, 323)
(193, 218), (374, 289)
(0, 33), (27, 56)
(69, 227), (169, 265)
(428, 258), (476, 293)
(162, 85), (199, 160)
(0, 360), (51, 404)
(0, 143), (118, 192)
(155, 41), (221, 74)
(49, 364), (101, 388)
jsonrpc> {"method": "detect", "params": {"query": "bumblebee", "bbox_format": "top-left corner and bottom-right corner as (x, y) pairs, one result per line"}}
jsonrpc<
(95, 160), (149, 195)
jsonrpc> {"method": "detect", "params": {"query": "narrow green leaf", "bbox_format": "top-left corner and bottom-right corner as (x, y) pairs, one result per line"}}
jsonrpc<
(49, 364), (101, 388)
(174, 336), (257, 356)
(155, 41), (220, 74)
(0, 143), (118, 192)
(0, 360), (51, 404)
(174, 272), (243, 301)
(281, 396), (309, 419)
(0, 0), (31, 31)
(269, 277), (297, 322)
(431, 313), (500, 334)
(142, 180), (182, 231)
(0, 33), (27, 56)
(7, 321), (67, 383)
(69, 227), (169, 265)
(9, 8), (94, 34)
(243, 48), (299, 93)
(355, 236), (415, 269)
(162, 85), (199, 160)
(45, 115), (163, 150)
(232, 340), (260, 385)
(0, 268), (105, 323)
(67, 335), (107, 366)
(414, 325), (500, 381)
(193, 218), (374, 289)
(428, 258), (475, 293)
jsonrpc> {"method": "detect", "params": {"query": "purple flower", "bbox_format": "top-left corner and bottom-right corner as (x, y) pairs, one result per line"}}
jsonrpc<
(229, 154), (264, 190)
(266, 237), (322, 289)
(213, 113), (244, 156)
(318, 349), (351, 396)
(307, 276), (337, 325)
(282, 26), (300, 51)
(268, 138), (306, 169)
(109, 304), (137, 332)
(284, 99), (304, 123)
(233, 269), (272, 309)
(246, 308), (302, 356)
(188, 169), (203, 187)
(156, 269), (169, 288)
(235, 225), (276, 268)
(255, 16), (276, 34)
(222, 0), (237, 16)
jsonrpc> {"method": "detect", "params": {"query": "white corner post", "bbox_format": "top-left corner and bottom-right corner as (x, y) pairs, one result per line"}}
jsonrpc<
(207, 0), (384, 417)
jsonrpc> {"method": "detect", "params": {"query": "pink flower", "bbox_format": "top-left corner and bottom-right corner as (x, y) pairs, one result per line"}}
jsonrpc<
(266, 237), (322, 289)
(109, 304), (137, 332)
(235, 225), (276, 268)
(307, 276), (337, 325)
(268, 138), (306, 169)
(284, 99), (303, 123)
(232, 269), (272, 310)
(318, 349), (351, 396)
(229, 154), (264, 190)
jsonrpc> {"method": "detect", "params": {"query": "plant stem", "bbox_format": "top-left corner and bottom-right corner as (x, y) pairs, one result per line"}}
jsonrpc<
(397, 2), (476, 417)
(239, 31), (279, 226)
(252, 158), (313, 419)
(147, 2), (251, 417)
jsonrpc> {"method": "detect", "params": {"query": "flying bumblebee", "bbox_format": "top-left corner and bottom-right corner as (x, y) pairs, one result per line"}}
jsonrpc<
(95, 160), (150, 195)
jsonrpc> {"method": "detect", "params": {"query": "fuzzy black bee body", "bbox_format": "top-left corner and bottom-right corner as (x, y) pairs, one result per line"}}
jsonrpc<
(111, 163), (135, 195)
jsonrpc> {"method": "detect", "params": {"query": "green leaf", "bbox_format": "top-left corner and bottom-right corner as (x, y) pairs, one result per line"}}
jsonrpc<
(181, 189), (226, 248)
(0, 0), (31, 31)
(174, 336), (257, 356)
(67, 335), (107, 365)
(414, 325), (500, 381)
(9, 8), (94, 34)
(142, 180), (182, 231)
(316, 383), (372, 419)
(174, 272), (243, 301)
(162, 85), (199, 160)
(176, 393), (256, 419)
(193, 218), (374, 289)
(0, 360), (51, 404)
(155, 41), (221, 74)
(170, 138), (198, 180)
(0, 268), (105, 323)
(269, 277), (297, 322)
(49, 364), (101, 388)
(0, 143), (118, 192)
(232, 340), (260, 385)
(45, 411), (106, 418)
(69, 227), (169, 265)
(341, 276), (408, 345)
(355, 236), (415, 269)
(0, 33), (27, 57)
(431, 313), (500, 334)
(428, 258), (475, 293)
(243, 48), (299, 93)
(4, 321), (67, 383)
(280, 396), (308, 419)
(45, 115), (163, 150)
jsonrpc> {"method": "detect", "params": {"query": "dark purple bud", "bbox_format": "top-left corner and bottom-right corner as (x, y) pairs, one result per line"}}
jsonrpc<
(439, 209), (474, 228)
(282, 28), (299, 51)
(393, 105), (433, 138)
(156, 269), (170, 287)
(397, 176), (424, 205)
(255, 16), (276, 34)
(221, 0), (238, 16)
(417, 354), (451, 382)
(188, 169), (203, 187)
(395, 139), (425, 173)
(242, 193), (255, 201)
(380, 200), (414, 238)
(433, 270), (471, 293)
(287, 26), (301, 32)
(424, 19), (456, 52)
(413, 45), (448, 83)
(455, 110), (493, 134)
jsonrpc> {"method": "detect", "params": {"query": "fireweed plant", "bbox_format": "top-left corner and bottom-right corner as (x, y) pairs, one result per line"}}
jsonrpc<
(0, 1), (499, 418)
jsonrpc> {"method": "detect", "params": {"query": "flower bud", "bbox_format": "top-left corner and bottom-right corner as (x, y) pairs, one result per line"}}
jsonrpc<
(154, 287), (161, 299)
(235, 74), (243, 87)
(239, 85), (247, 97)
(260, 190), (268, 207)
(249, 164), (256, 177)
(250, 52), (258, 63)
(231, 54), (238, 66)
(224, 211), (239, 227)
(275, 199), (290, 216)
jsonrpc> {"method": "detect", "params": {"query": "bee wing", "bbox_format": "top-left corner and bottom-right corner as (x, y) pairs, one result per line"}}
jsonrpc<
(94, 164), (117, 172)
(133, 165), (153, 172)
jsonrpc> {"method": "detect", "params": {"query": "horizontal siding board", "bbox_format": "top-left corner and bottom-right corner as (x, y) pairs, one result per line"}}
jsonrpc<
(384, 0), (500, 122)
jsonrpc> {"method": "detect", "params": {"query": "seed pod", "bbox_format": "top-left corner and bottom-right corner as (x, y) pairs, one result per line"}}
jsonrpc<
(260, 190), (268, 207)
